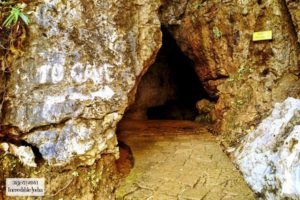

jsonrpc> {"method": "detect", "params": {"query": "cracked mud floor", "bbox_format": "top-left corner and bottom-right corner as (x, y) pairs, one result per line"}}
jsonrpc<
(116, 120), (255, 200)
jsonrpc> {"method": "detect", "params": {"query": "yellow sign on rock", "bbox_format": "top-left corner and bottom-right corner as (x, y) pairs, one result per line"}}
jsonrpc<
(253, 31), (273, 41)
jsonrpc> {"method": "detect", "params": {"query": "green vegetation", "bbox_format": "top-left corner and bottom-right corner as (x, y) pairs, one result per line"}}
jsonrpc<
(227, 63), (253, 84)
(237, 64), (246, 75)
(213, 27), (222, 39)
(3, 6), (29, 28)
(72, 171), (79, 177)
(87, 169), (101, 189)
(235, 98), (245, 107)
(0, 1), (30, 118)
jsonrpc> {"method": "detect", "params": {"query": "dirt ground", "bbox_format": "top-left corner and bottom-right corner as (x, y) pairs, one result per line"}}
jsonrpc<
(116, 120), (255, 200)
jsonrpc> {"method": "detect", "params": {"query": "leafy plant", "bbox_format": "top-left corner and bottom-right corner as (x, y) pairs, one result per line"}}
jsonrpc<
(213, 27), (222, 39)
(238, 64), (246, 74)
(3, 6), (29, 28)
(72, 171), (79, 177)
(227, 63), (254, 84)
(87, 169), (101, 189)
(236, 99), (245, 106)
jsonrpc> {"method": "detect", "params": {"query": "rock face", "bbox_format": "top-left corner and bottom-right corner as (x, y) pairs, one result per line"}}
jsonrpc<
(161, 0), (300, 146)
(1, 0), (162, 166)
(286, 0), (300, 42)
(0, 0), (300, 198)
(0, 143), (36, 168)
(124, 50), (177, 120)
(0, 153), (119, 199)
(1, 0), (298, 166)
(235, 98), (300, 200)
(0, 71), (4, 122)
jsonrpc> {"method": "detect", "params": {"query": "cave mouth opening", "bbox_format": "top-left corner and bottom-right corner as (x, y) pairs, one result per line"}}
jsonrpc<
(116, 27), (213, 177)
(124, 27), (212, 122)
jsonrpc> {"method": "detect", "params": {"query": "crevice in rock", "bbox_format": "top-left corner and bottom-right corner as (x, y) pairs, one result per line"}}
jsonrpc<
(1, 110), (119, 140)
(0, 136), (44, 167)
(20, 140), (45, 166)
(0, 117), (73, 139)
(281, 0), (299, 43)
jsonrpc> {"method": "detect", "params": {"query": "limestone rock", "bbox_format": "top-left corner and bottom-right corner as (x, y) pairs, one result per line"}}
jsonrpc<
(1, 0), (162, 166)
(159, 0), (188, 25)
(25, 114), (120, 166)
(0, 143), (37, 167)
(235, 97), (300, 200)
(286, 0), (300, 42)
(162, 0), (300, 146)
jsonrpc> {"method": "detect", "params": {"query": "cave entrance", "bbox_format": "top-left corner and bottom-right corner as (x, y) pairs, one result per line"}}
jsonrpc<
(124, 27), (211, 122)
(116, 27), (214, 181)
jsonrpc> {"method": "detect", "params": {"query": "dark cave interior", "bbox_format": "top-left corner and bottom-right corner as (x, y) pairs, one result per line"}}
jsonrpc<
(125, 27), (211, 121)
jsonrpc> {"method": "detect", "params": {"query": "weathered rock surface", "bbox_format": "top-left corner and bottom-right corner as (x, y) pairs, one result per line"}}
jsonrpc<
(1, 0), (298, 166)
(196, 99), (214, 114)
(124, 51), (176, 120)
(236, 97), (300, 199)
(0, 0), (300, 198)
(161, 0), (300, 147)
(0, 71), (4, 122)
(0, 143), (36, 167)
(0, 153), (119, 199)
(1, 0), (162, 166)
(286, 0), (300, 42)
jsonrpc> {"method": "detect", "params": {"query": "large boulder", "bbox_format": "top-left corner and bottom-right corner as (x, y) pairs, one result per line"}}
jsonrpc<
(235, 97), (300, 199)
(1, 0), (162, 166)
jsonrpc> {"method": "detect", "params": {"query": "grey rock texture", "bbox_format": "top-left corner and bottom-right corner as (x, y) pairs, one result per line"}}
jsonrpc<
(2, 0), (162, 166)
(0, 143), (36, 167)
(236, 98), (300, 200)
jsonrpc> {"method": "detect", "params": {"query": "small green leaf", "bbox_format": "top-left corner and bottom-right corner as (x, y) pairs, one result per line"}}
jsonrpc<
(3, 15), (14, 28)
(19, 13), (29, 25)
(213, 27), (222, 39)
(72, 171), (79, 177)
(3, 6), (29, 28)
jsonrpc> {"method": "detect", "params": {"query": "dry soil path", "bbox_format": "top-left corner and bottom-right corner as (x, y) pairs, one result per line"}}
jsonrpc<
(116, 120), (255, 200)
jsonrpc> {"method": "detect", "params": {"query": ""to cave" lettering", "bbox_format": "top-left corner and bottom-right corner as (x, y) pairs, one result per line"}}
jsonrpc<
(36, 62), (114, 84)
